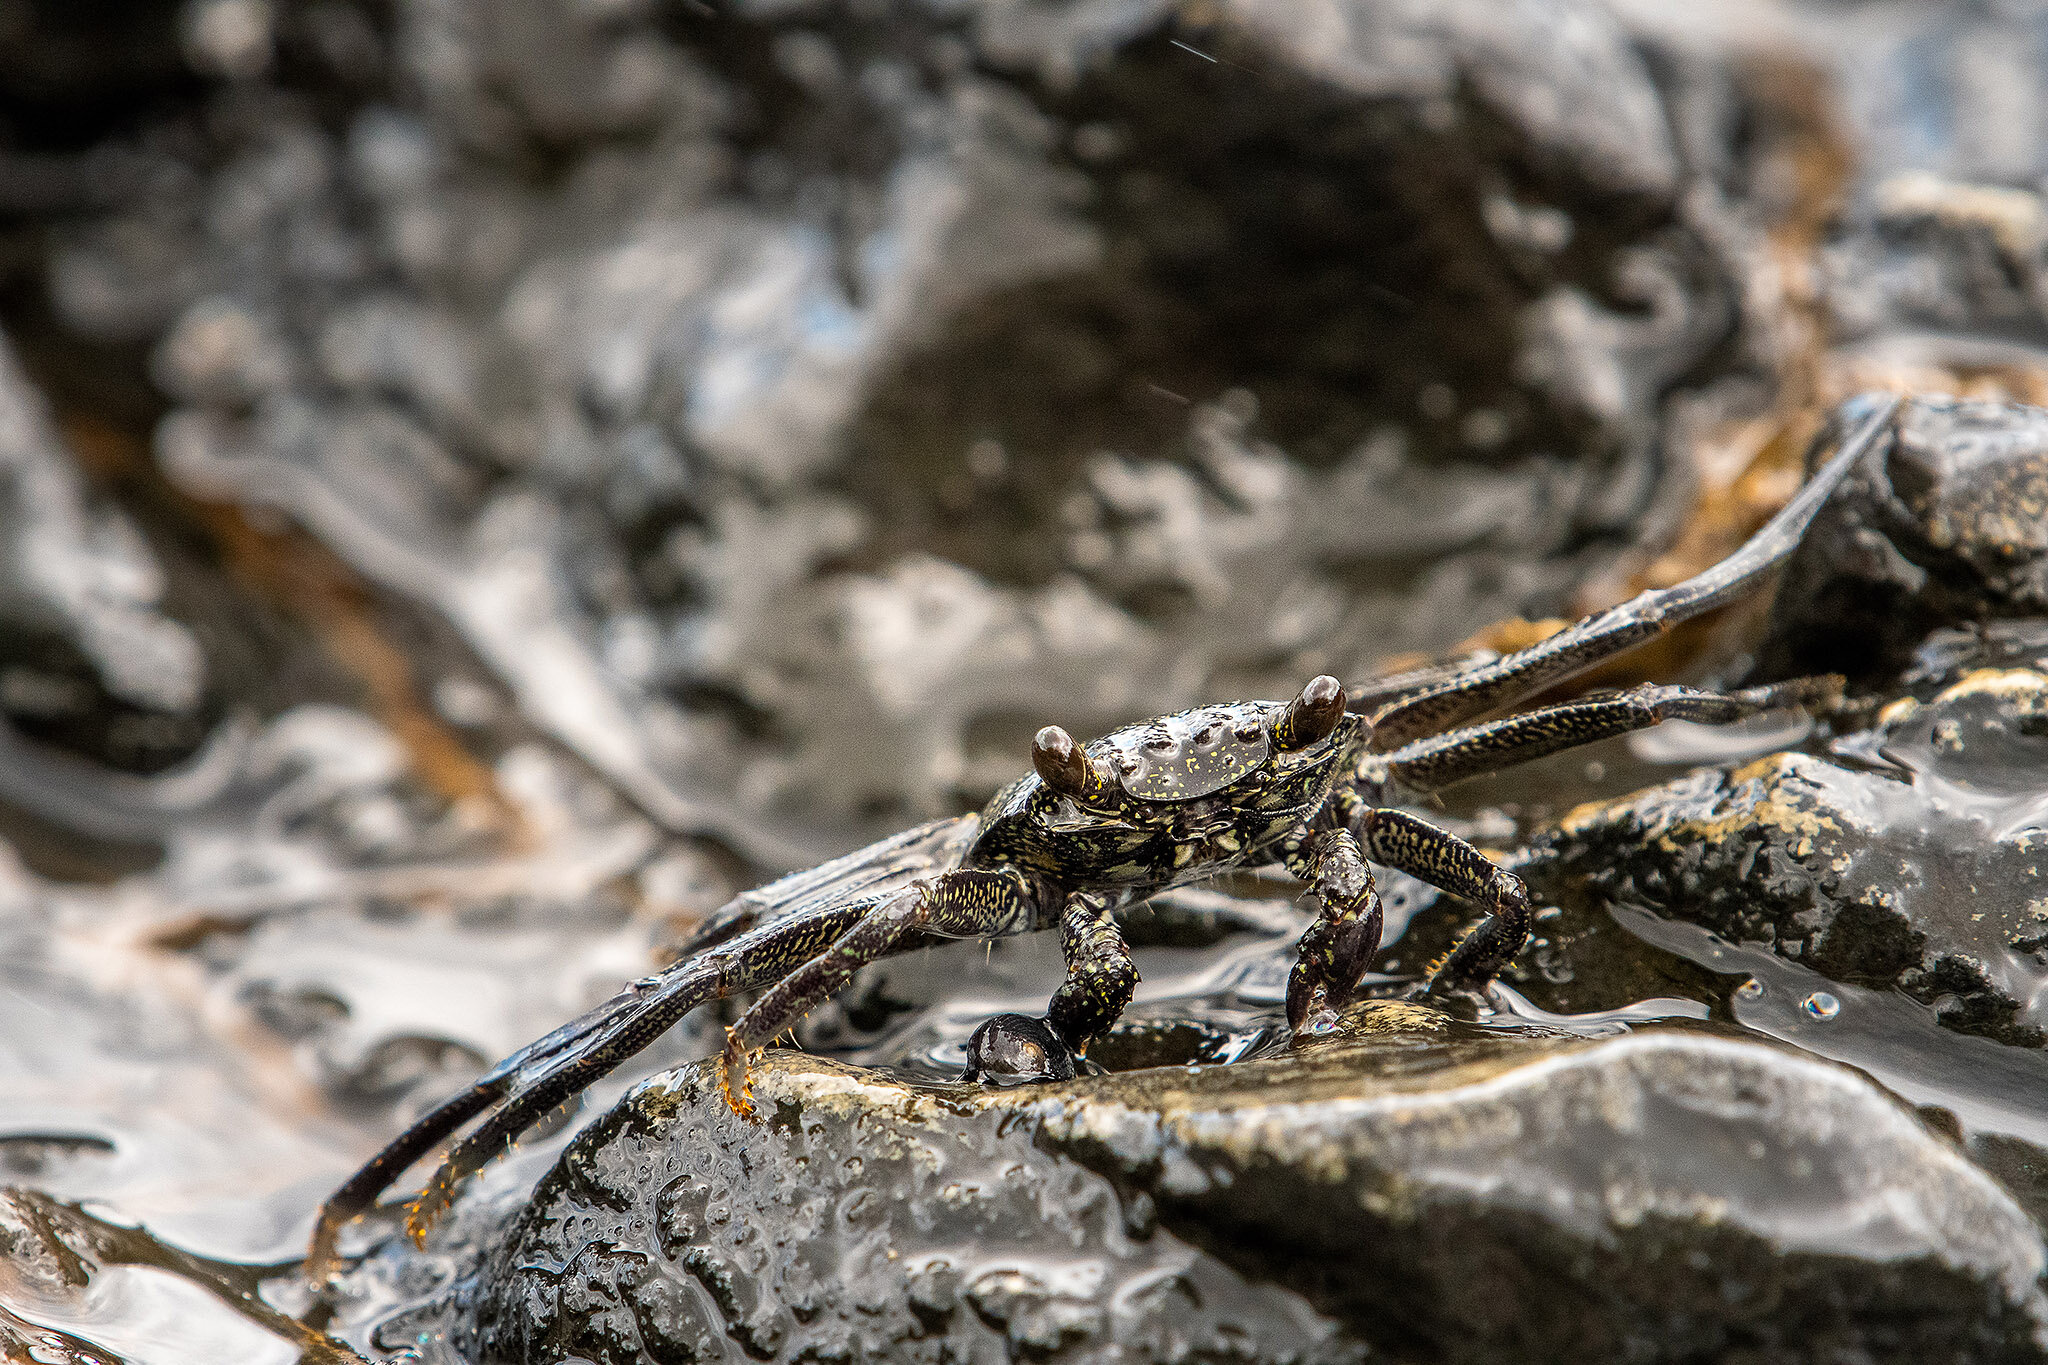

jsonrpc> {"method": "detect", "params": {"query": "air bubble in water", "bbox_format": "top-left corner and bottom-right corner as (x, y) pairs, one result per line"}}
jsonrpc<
(1801, 991), (1841, 1021)
(1734, 979), (1763, 1000)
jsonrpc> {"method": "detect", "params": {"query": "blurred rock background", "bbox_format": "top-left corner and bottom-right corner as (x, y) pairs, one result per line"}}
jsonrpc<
(6, 1), (2048, 1360)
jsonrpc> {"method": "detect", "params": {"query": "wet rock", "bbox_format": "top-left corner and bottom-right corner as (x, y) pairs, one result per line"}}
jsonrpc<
(35, 0), (1781, 833)
(452, 1022), (2048, 1364)
(453, 1054), (1356, 1364)
(0, 326), (208, 770)
(1824, 176), (2048, 357)
(9, 4), (2048, 1363)
(1528, 650), (2048, 1048)
(1762, 396), (2048, 682)
(0, 1187), (334, 1361)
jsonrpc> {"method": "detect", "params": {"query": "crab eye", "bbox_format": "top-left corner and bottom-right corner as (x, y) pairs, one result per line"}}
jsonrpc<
(1032, 725), (1093, 798)
(1275, 675), (1346, 751)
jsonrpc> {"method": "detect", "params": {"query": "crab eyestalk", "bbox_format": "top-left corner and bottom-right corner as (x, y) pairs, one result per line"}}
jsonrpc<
(1032, 725), (1112, 805)
(1275, 675), (1346, 751)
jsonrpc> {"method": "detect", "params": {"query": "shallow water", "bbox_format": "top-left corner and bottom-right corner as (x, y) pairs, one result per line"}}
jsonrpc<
(4, 631), (2048, 1362)
(5, 0), (2048, 1358)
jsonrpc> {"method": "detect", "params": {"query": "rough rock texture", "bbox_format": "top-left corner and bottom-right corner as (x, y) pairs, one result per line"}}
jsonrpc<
(1479, 400), (2048, 1043)
(1529, 645), (2048, 1048)
(1762, 396), (2048, 680)
(449, 1022), (2048, 1365)
(6, 2), (2048, 1363)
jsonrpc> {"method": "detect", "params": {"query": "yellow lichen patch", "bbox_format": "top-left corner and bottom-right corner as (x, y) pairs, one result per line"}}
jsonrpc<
(1556, 791), (1635, 838)
(1876, 696), (1923, 729)
(1931, 668), (2048, 715)
(1332, 999), (1451, 1035)
(1872, 172), (2048, 262)
(1625, 753), (1845, 862)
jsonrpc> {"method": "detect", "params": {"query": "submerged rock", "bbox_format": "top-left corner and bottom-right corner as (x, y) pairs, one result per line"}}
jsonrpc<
(452, 1019), (2048, 1364)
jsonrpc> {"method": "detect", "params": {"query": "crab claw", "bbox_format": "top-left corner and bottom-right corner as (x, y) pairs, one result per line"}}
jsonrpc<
(1275, 675), (1346, 751)
(961, 1013), (1078, 1084)
(1285, 911), (1382, 1029)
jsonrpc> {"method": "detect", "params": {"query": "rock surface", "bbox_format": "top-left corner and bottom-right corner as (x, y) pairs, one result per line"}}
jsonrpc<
(39, 0), (1782, 844)
(445, 1019), (2048, 1364)
(6, 2), (2048, 1364)
(1529, 651), (2048, 1047)
(1763, 397), (2048, 680)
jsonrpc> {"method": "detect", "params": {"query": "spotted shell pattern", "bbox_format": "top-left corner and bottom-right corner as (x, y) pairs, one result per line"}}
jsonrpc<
(1098, 703), (1273, 801)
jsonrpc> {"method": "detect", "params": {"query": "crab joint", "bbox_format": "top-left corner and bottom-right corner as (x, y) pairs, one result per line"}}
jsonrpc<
(720, 1028), (760, 1121)
(1276, 675), (1346, 751)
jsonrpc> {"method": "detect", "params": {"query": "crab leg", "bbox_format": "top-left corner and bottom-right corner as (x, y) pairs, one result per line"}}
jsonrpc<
(717, 867), (1037, 1116)
(1344, 654), (1498, 717)
(1046, 890), (1140, 1050)
(1367, 393), (1899, 749)
(1280, 828), (1385, 1028)
(1332, 803), (1533, 1000)
(302, 1081), (497, 1282)
(305, 896), (878, 1279)
(1374, 675), (1842, 798)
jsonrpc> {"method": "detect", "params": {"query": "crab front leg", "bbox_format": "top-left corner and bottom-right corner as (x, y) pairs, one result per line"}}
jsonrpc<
(962, 889), (1140, 1083)
(1047, 890), (1140, 1050)
(719, 867), (1039, 1117)
(1281, 827), (1386, 1028)
(1343, 676), (1844, 1002)
(1377, 676), (1843, 796)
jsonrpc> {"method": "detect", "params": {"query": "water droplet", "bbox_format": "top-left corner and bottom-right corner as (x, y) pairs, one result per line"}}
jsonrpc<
(1734, 978), (1764, 1000)
(1801, 991), (1841, 1021)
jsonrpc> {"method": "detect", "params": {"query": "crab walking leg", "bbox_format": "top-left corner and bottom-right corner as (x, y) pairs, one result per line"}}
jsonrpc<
(307, 899), (881, 1275)
(671, 814), (978, 961)
(1377, 676), (1843, 798)
(719, 868), (1036, 1116)
(304, 1081), (497, 1280)
(1367, 393), (1900, 749)
(305, 978), (664, 1278)
(1046, 890), (1140, 1051)
(1344, 655), (1499, 717)
(401, 896), (890, 1234)
(1340, 804), (1531, 999)
(1280, 828), (1385, 1028)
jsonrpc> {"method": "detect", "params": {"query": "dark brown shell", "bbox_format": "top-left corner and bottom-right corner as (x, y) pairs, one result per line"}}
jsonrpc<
(1100, 703), (1271, 801)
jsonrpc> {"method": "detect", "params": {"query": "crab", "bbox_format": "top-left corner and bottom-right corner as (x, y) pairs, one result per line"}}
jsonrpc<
(304, 393), (1901, 1280)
